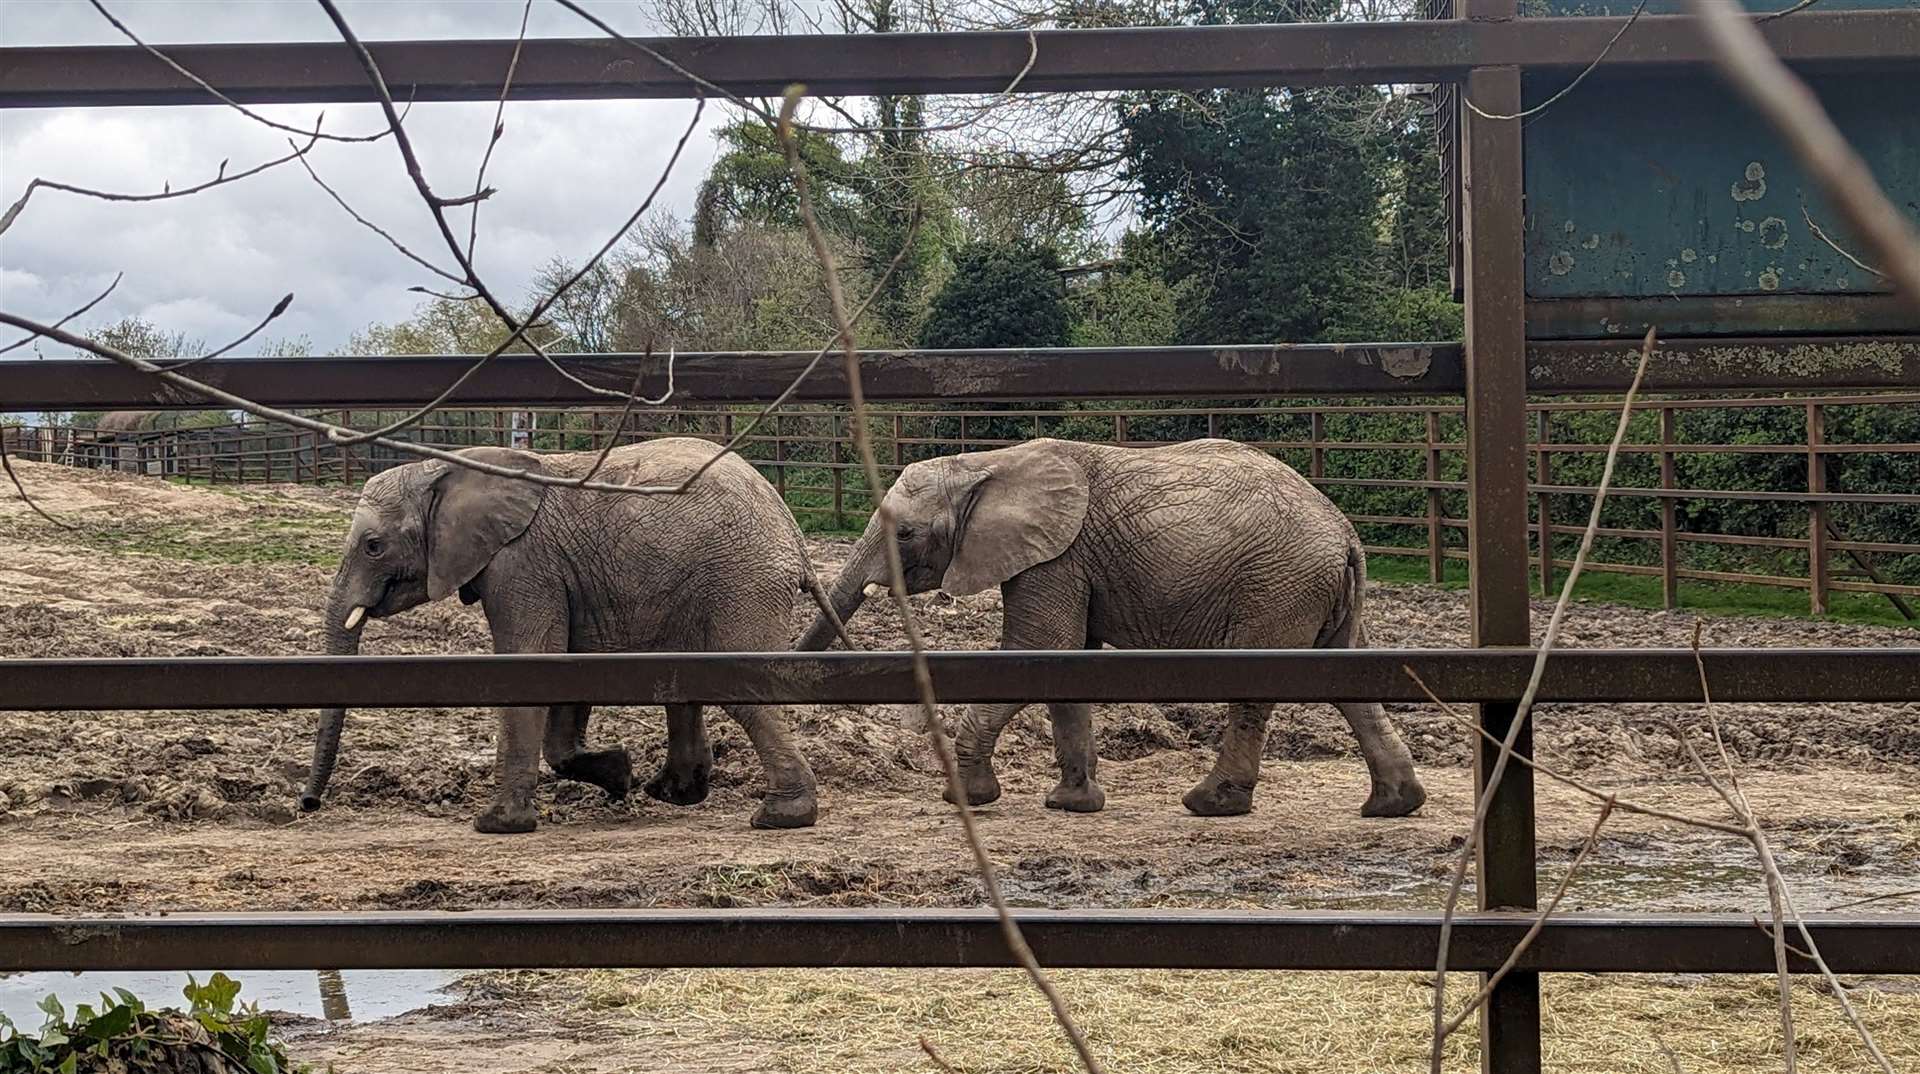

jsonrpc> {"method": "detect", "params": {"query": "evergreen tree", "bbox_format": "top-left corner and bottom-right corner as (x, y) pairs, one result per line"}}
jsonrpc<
(919, 242), (1071, 349)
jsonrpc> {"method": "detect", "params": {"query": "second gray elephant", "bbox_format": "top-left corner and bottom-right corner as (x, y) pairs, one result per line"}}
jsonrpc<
(798, 437), (1427, 819)
(302, 438), (825, 833)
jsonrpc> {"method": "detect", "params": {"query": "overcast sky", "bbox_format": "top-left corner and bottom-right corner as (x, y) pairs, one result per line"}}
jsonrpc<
(0, 1), (737, 354)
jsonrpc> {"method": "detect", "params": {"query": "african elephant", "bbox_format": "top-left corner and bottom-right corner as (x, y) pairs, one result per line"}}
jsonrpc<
(302, 438), (827, 833)
(797, 438), (1426, 819)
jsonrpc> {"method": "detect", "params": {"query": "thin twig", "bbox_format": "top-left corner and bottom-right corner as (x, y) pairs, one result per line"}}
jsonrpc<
(1, 434), (74, 530)
(159, 294), (295, 371)
(1440, 797), (1616, 1038)
(919, 1037), (962, 1074)
(292, 146), (466, 285)
(1429, 327), (1657, 1074)
(776, 85), (1105, 1074)
(0, 272), (122, 356)
(0, 132), (322, 238)
(571, 347), (674, 487)
(666, 206), (925, 495)
(1684, 0), (1920, 307)
(1403, 668), (1750, 838)
(1685, 627), (1895, 1074)
(1801, 204), (1887, 279)
(87, 1), (398, 144)
(0, 312), (682, 496)
(1757, 0), (1821, 20)
(1462, 0), (1650, 122)
(465, 0), (533, 264)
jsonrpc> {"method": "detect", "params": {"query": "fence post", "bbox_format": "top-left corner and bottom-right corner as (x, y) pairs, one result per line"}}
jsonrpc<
(1207, 411), (1220, 439)
(1534, 409), (1552, 597)
(1659, 406), (1679, 610)
(1309, 410), (1325, 480)
(1461, 27), (1540, 1074)
(832, 414), (846, 530)
(893, 414), (904, 468)
(1425, 410), (1444, 583)
(1807, 401), (1830, 615)
(774, 413), (787, 500)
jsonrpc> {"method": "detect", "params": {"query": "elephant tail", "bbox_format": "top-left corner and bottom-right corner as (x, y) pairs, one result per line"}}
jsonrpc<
(794, 536), (858, 651)
(1313, 538), (1368, 651)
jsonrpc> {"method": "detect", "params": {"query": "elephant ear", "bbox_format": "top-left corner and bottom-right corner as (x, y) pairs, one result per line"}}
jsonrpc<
(425, 448), (550, 602)
(942, 442), (1089, 597)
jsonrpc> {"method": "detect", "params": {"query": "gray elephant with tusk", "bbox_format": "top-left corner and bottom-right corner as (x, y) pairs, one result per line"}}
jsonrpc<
(305, 438), (833, 834)
(797, 437), (1427, 819)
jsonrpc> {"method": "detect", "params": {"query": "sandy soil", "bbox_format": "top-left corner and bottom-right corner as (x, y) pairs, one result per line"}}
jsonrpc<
(2, 460), (1917, 1071)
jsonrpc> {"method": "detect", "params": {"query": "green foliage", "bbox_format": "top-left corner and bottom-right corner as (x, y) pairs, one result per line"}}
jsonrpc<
(919, 242), (1071, 350)
(0, 974), (312, 1073)
(347, 297), (534, 356)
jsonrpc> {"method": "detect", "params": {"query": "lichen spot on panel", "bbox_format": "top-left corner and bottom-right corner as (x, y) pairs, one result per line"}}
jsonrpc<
(1732, 161), (1767, 202)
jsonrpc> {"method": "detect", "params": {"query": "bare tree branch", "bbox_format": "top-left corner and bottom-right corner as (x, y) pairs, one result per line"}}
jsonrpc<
(778, 84), (1106, 1074)
(0, 272), (122, 357)
(159, 294), (296, 371)
(1, 433), (74, 531)
(1429, 327), (1656, 1074)
(1684, 0), (1920, 307)
(465, 0), (534, 264)
(0, 130), (324, 238)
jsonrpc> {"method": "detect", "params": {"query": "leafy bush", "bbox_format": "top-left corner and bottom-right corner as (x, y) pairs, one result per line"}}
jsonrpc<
(919, 242), (1071, 350)
(0, 974), (311, 1073)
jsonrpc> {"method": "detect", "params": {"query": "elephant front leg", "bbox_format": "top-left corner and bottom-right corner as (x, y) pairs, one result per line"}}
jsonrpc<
(1336, 701), (1427, 817)
(1184, 702), (1275, 816)
(724, 704), (817, 829)
(644, 703), (713, 806)
(476, 705), (546, 834)
(544, 703), (633, 801)
(1043, 702), (1105, 812)
(946, 702), (1030, 807)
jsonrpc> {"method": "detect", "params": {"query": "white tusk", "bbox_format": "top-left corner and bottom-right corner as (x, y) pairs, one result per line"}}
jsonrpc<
(863, 582), (886, 598)
(342, 606), (367, 631)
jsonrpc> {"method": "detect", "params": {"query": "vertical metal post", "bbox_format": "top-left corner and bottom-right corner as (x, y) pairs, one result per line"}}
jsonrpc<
(1807, 402), (1829, 615)
(1660, 406), (1679, 610)
(1461, 15), (1539, 1072)
(1534, 408), (1553, 596)
(774, 413), (787, 499)
(894, 414), (905, 468)
(1428, 409), (1445, 583)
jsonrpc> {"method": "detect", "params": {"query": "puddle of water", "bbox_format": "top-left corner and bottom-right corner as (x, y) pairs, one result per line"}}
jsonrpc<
(0, 969), (461, 1029)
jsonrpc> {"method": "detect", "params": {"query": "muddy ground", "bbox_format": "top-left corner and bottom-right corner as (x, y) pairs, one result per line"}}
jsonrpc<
(2, 460), (1917, 1072)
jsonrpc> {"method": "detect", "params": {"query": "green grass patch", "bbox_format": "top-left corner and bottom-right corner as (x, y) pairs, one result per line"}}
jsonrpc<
(1367, 550), (1919, 630)
(74, 513), (348, 568)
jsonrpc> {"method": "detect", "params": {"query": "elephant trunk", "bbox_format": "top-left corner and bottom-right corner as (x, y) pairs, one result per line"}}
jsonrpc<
(796, 532), (884, 651)
(301, 587), (365, 811)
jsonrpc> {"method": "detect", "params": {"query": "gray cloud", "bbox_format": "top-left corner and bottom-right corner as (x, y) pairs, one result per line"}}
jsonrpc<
(0, 1), (727, 353)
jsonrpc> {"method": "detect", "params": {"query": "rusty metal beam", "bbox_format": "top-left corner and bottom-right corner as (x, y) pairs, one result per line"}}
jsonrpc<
(7, 337), (1920, 412)
(2, 909), (1915, 974)
(3, 14), (1917, 106)
(4, 648), (1918, 711)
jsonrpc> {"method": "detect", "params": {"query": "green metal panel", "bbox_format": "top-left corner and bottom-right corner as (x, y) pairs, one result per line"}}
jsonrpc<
(1517, 0), (1920, 337)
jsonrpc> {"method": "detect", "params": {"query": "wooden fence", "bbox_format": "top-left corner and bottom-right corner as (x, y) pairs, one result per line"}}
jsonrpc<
(16, 392), (1919, 618)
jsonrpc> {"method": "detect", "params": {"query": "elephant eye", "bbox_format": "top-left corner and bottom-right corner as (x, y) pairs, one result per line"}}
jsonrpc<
(363, 535), (385, 558)
(895, 522), (915, 541)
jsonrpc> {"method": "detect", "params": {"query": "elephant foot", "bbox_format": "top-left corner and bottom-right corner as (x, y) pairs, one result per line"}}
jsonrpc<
(473, 801), (538, 834)
(644, 760), (711, 806)
(560, 748), (634, 802)
(1044, 779), (1106, 813)
(942, 766), (1002, 808)
(1361, 776), (1427, 818)
(750, 788), (818, 830)
(1182, 777), (1254, 817)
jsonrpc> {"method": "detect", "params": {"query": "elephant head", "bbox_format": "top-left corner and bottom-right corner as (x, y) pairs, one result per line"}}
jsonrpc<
(796, 440), (1089, 649)
(301, 448), (548, 810)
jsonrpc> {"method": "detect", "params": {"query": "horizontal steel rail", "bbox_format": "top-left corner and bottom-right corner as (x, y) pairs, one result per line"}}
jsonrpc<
(4, 13), (1918, 106)
(9, 336), (1920, 411)
(2, 910), (1914, 975)
(5, 648), (1919, 711)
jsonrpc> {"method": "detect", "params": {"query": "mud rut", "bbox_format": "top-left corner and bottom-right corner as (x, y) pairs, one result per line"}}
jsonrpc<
(2, 462), (1917, 1069)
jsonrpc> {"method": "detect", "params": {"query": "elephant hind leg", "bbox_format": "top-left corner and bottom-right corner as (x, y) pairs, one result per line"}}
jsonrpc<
(1337, 702), (1426, 817)
(644, 703), (713, 806)
(1044, 701), (1105, 812)
(543, 703), (633, 802)
(724, 703), (818, 830)
(1183, 702), (1274, 816)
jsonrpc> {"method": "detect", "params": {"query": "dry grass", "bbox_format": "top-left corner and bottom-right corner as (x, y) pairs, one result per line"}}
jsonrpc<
(462, 968), (1920, 1073)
